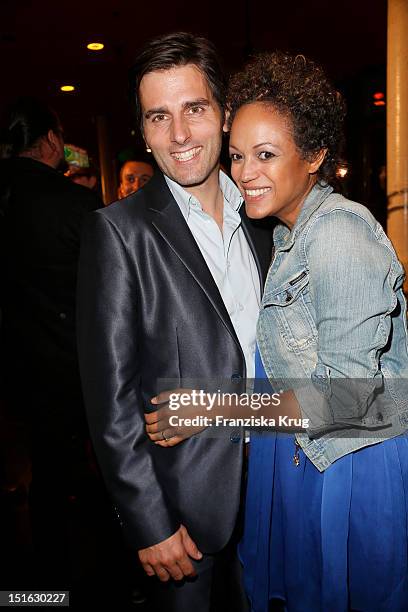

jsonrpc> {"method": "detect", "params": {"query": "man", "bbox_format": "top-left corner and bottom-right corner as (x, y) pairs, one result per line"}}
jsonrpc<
(118, 159), (154, 198)
(77, 33), (272, 611)
(0, 97), (102, 588)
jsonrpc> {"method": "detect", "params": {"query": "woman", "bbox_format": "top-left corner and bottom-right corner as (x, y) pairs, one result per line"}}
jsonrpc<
(147, 52), (408, 611)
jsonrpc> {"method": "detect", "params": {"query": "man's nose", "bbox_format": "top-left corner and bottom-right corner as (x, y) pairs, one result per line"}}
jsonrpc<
(170, 116), (191, 145)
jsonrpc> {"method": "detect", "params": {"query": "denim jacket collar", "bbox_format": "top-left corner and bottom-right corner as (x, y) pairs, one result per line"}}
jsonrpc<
(273, 182), (333, 250)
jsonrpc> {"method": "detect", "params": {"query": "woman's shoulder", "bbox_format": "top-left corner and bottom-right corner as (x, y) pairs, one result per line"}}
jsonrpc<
(302, 191), (391, 261)
(302, 192), (384, 248)
(315, 192), (379, 229)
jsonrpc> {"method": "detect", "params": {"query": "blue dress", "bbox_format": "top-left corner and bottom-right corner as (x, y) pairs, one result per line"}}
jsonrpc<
(239, 349), (408, 612)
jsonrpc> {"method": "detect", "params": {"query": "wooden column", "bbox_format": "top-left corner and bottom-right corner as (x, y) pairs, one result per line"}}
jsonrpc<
(387, 0), (408, 293)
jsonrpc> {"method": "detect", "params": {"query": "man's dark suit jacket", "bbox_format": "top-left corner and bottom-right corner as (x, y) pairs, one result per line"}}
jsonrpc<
(0, 157), (102, 435)
(77, 171), (273, 553)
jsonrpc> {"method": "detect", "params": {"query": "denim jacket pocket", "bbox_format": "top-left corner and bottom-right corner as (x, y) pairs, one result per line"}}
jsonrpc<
(262, 270), (317, 352)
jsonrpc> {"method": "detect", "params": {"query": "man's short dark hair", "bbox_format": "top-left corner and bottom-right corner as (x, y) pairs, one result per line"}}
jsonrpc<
(0, 96), (61, 159)
(129, 32), (226, 126)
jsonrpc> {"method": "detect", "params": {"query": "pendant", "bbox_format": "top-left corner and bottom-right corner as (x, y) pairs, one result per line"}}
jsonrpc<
(293, 440), (301, 467)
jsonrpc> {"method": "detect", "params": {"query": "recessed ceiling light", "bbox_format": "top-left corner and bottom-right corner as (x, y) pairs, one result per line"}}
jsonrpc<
(60, 85), (75, 92)
(87, 42), (104, 51)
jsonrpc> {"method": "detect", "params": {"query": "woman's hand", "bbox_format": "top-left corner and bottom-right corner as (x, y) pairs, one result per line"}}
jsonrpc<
(145, 388), (208, 447)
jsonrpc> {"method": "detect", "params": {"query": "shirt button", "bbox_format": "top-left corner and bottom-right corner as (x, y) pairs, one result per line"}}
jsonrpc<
(238, 303), (244, 311)
(59, 312), (67, 320)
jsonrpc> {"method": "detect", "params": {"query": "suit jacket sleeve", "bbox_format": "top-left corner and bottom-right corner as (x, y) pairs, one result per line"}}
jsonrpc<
(77, 210), (180, 549)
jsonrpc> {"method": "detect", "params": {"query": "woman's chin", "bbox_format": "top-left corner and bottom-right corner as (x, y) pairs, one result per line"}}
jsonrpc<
(244, 203), (273, 220)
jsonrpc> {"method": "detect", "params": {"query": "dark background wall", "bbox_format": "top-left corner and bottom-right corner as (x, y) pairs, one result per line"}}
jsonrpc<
(0, 0), (387, 216)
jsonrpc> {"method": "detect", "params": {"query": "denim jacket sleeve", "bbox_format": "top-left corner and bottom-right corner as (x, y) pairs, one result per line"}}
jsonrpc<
(294, 208), (400, 435)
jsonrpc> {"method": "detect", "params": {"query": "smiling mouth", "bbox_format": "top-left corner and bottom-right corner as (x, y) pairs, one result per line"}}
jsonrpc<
(171, 147), (202, 162)
(244, 187), (272, 198)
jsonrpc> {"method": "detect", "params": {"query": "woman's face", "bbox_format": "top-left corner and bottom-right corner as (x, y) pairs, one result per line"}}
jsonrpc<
(229, 102), (324, 228)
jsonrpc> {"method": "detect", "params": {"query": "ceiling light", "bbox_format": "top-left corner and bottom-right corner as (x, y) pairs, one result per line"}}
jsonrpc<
(336, 165), (349, 179)
(60, 85), (75, 92)
(87, 42), (104, 51)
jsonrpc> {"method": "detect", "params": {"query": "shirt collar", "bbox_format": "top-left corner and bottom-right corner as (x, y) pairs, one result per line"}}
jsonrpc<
(164, 170), (243, 221)
(273, 182), (333, 249)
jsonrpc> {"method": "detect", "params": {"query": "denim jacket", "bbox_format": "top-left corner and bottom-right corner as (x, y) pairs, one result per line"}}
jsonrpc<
(257, 183), (408, 471)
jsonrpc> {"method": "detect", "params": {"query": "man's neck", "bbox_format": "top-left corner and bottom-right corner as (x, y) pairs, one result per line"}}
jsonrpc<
(184, 166), (224, 228)
(19, 149), (57, 170)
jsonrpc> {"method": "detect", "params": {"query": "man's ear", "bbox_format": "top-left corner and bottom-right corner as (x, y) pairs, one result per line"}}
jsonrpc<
(141, 132), (152, 153)
(47, 129), (60, 153)
(309, 148), (327, 174)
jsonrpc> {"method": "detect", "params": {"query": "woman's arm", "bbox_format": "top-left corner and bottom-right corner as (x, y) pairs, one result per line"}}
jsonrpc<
(296, 208), (397, 432)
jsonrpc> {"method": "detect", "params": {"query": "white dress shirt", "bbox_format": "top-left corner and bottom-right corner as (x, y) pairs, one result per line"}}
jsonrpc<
(165, 171), (260, 379)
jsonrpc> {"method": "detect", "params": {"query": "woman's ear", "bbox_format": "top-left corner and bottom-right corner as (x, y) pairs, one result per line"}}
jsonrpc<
(309, 148), (327, 174)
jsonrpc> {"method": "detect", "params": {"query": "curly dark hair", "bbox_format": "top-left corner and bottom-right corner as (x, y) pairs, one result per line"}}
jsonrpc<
(226, 51), (346, 184)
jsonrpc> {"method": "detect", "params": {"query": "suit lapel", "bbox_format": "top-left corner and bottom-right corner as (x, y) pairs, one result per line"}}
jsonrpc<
(145, 173), (240, 344)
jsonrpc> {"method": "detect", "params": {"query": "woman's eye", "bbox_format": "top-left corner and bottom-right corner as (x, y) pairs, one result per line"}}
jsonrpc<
(230, 153), (242, 162)
(258, 151), (275, 160)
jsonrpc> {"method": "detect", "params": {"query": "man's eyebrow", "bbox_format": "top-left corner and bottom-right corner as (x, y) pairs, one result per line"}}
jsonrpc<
(144, 107), (168, 119)
(183, 98), (210, 110)
(144, 99), (210, 119)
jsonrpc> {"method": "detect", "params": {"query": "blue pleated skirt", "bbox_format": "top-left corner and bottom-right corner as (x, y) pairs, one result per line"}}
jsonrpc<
(239, 350), (408, 612)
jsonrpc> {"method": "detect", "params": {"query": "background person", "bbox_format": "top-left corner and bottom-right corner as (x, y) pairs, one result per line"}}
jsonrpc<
(0, 97), (121, 598)
(67, 165), (99, 192)
(118, 159), (154, 198)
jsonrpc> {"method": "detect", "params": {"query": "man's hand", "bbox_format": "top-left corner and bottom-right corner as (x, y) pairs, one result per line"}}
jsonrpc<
(138, 524), (203, 581)
(145, 388), (207, 447)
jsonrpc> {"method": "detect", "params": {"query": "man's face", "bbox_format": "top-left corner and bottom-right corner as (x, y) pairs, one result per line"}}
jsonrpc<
(139, 65), (223, 188)
(119, 161), (153, 197)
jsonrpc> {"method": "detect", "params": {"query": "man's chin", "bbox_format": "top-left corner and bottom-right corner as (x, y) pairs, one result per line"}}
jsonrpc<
(166, 166), (219, 189)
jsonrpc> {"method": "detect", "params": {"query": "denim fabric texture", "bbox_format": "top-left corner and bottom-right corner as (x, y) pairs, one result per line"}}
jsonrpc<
(257, 183), (408, 471)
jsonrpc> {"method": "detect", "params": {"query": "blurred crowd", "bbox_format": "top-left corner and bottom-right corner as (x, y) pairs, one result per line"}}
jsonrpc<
(0, 97), (150, 607)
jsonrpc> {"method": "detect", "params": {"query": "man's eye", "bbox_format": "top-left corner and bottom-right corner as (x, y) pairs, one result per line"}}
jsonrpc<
(258, 151), (275, 160)
(152, 114), (166, 122)
(230, 153), (242, 162)
(187, 106), (204, 115)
